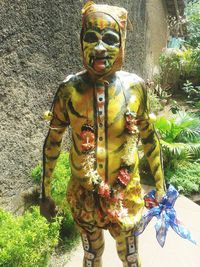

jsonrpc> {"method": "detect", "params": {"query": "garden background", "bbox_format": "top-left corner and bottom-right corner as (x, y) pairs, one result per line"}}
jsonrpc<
(0, 0), (199, 266)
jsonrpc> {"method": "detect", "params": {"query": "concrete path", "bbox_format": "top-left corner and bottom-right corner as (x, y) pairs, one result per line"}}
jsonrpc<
(65, 186), (200, 267)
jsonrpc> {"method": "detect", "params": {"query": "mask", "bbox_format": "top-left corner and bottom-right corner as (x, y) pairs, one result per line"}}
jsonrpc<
(81, 2), (128, 79)
(82, 13), (120, 76)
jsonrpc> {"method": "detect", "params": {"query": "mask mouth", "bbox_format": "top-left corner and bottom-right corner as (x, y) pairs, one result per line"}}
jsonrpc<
(95, 55), (111, 60)
(89, 55), (111, 65)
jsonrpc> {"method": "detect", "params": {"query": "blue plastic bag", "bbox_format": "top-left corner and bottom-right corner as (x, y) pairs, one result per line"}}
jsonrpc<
(135, 185), (196, 247)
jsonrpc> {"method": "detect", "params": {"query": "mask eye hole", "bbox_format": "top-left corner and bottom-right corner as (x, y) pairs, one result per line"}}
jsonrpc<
(83, 32), (98, 43)
(102, 33), (120, 46)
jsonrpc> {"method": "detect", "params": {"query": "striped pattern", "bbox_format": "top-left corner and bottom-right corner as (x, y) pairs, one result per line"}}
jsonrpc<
(84, 14), (119, 32)
(81, 229), (104, 267)
(79, 226), (140, 267)
(43, 70), (166, 226)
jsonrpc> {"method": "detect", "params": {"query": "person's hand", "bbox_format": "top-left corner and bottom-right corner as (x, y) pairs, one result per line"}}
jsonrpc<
(40, 197), (57, 222)
(144, 190), (166, 209)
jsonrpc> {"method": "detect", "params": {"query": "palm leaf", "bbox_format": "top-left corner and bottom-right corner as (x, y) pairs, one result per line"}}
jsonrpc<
(187, 143), (200, 159)
(176, 127), (200, 143)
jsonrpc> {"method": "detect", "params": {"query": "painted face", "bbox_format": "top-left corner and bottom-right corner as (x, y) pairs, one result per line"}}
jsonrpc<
(82, 13), (120, 75)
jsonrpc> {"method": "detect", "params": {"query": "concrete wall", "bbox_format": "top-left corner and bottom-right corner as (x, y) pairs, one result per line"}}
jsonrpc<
(145, 0), (168, 78)
(0, 0), (146, 210)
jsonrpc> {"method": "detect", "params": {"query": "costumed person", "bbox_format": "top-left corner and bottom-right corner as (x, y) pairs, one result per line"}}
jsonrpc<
(40, 1), (166, 266)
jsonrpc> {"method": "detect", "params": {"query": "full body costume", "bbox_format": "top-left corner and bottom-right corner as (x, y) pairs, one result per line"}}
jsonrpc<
(42, 2), (166, 267)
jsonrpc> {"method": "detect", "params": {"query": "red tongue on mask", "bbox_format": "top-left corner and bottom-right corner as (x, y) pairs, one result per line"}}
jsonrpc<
(93, 59), (106, 72)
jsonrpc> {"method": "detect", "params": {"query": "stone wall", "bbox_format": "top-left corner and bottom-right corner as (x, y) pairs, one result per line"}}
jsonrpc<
(0, 0), (146, 210)
(145, 0), (168, 78)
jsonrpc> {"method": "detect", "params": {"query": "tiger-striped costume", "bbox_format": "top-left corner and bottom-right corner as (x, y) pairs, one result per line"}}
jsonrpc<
(42, 2), (166, 266)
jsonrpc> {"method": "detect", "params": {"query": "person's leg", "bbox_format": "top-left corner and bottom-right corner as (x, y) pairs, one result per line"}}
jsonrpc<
(79, 226), (105, 267)
(109, 226), (141, 267)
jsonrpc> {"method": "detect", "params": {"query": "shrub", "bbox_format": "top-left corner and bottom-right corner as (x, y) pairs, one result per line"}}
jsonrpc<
(31, 152), (79, 251)
(0, 207), (60, 267)
(159, 48), (200, 90)
(148, 88), (163, 114)
(165, 161), (200, 195)
(182, 80), (200, 101)
(31, 152), (71, 210)
(159, 49), (181, 88)
(185, 0), (200, 48)
(31, 163), (42, 184)
(140, 112), (200, 196)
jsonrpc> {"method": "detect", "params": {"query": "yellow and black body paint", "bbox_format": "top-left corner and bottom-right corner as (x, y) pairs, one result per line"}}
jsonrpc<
(42, 2), (166, 266)
(43, 70), (166, 228)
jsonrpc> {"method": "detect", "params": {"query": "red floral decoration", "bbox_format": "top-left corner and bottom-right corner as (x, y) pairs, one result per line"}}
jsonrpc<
(98, 182), (111, 198)
(117, 168), (131, 186)
(80, 124), (95, 152)
(125, 112), (138, 134)
(107, 209), (119, 220)
(112, 192), (124, 203)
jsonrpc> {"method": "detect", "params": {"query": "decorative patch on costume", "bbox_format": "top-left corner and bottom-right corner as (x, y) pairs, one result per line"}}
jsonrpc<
(126, 236), (136, 253)
(127, 253), (138, 263)
(82, 234), (90, 251)
(80, 124), (95, 152)
(130, 263), (138, 267)
(84, 251), (95, 260)
(85, 259), (93, 267)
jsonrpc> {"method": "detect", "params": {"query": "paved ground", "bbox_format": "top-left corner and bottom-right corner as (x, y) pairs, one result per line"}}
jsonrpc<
(65, 186), (200, 267)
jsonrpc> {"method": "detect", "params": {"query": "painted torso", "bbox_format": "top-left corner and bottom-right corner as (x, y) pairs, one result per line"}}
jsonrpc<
(44, 70), (165, 231)
(62, 70), (143, 187)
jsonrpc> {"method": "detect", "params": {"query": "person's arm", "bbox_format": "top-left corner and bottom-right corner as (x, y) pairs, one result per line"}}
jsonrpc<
(137, 83), (166, 200)
(41, 84), (70, 219)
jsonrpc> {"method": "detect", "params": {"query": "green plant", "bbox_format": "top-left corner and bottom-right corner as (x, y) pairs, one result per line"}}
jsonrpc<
(159, 47), (200, 90)
(51, 152), (71, 211)
(182, 80), (200, 100)
(31, 152), (71, 210)
(146, 79), (171, 114)
(148, 88), (163, 114)
(165, 161), (200, 195)
(185, 0), (200, 48)
(31, 163), (42, 184)
(140, 112), (200, 195)
(0, 207), (60, 267)
(31, 152), (79, 251)
(154, 84), (171, 100)
(170, 100), (181, 114)
(155, 111), (200, 168)
(159, 49), (181, 88)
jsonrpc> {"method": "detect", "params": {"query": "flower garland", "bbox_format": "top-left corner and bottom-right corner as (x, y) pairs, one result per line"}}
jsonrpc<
(80, 111), (140, 221)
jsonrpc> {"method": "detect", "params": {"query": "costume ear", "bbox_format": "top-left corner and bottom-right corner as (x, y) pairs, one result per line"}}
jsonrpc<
(127, 17), (134, 31)
(119, 20), (126, 30)
(82, 0), (95, 15)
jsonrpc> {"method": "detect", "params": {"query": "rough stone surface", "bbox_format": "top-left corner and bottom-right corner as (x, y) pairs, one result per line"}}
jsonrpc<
(0, 0), (146, 209)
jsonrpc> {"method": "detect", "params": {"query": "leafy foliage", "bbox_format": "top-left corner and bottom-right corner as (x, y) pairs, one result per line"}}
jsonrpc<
(185, 0), (200, 48)
(31, 163), (42, 184)
(31, 152), (79, 251)
(155, 112), (200, 143)
(159, 49), (181, 88)
(159, 48), (200, 89)
(141, 111), (200, 196)
(50, 152), (71, 211)
(148, 88), (163, 114)
(0, 207), (60, 267)
(182, 80), (200, 101)
(165, 161), (200, 195)
(155, 112), (200, 166)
